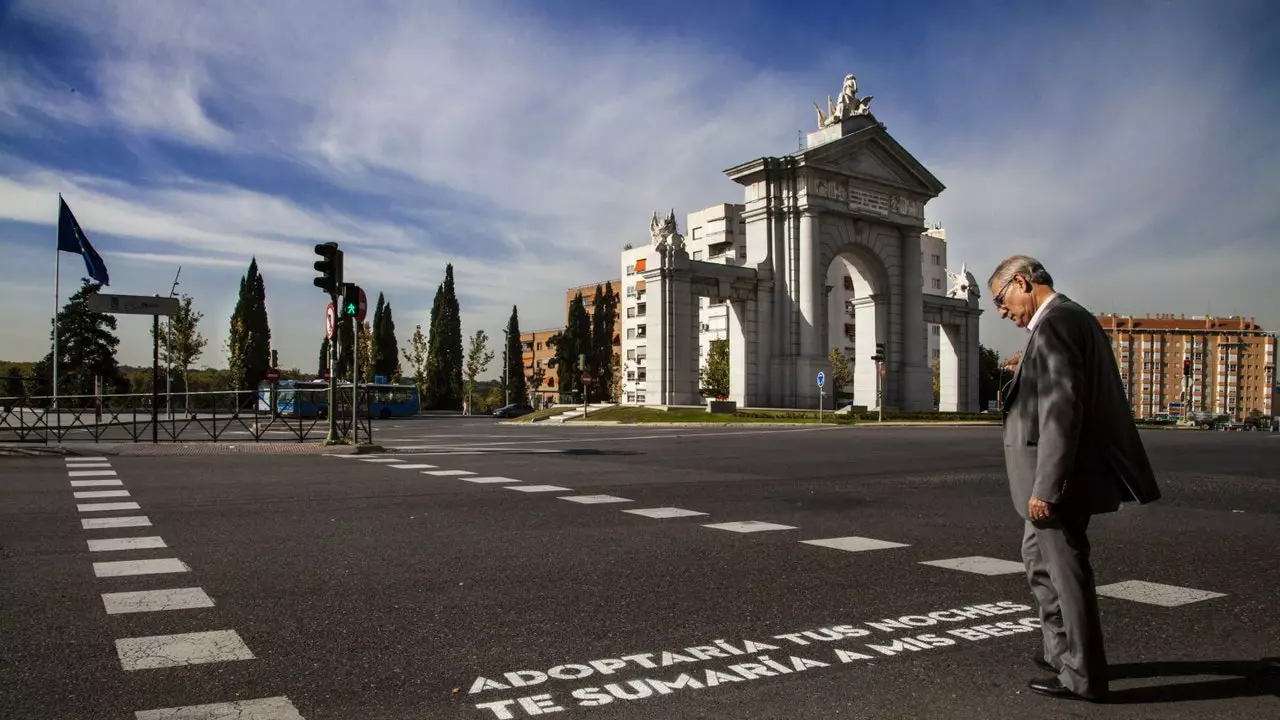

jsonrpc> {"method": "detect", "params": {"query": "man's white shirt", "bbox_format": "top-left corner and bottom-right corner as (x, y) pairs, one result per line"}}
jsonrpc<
(1027, 292), (1059, 334)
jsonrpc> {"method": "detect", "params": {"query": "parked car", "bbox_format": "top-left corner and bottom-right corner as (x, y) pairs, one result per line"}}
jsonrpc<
(492, 403), (534, 418)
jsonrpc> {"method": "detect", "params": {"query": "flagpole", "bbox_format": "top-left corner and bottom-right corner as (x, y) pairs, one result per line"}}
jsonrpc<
(53, 195), (61, 420)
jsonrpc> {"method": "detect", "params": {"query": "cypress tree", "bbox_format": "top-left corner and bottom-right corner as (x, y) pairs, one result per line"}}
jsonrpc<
(505, 306), (527, 404)
(318, 337), (330, 377)
(377, 299), (400, 380)
(424, 264), (463, 409)
(227, 258), (272, 394)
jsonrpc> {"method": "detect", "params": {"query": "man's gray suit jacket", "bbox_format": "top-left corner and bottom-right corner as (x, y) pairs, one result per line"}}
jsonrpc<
(1002, 294), (1162, 519)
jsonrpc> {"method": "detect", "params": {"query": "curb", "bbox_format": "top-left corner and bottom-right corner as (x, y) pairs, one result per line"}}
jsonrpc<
(0, 442), (385, 457)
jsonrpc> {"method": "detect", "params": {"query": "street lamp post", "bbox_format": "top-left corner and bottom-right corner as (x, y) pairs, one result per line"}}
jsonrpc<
(166, 267), (181, 421)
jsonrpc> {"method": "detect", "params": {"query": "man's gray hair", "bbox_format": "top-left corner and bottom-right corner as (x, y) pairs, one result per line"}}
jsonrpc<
(988, 255), (1054, 290)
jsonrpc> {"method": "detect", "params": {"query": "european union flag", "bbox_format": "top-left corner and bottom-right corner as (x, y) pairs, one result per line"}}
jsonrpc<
(57, 195), (109, 286)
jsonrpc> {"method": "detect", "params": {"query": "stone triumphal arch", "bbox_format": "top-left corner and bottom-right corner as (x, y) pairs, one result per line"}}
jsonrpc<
(637, 75), (981, 411)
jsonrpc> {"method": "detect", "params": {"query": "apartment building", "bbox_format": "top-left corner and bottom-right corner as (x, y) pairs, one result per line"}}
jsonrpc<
(619, 204), (951, 406)
(520, 328), (560, 408)
(1097, 313), (1277, 420)
(519, 278), (622, 406)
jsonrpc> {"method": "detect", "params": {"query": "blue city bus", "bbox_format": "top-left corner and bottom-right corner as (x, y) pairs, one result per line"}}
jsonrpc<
(356, 382), (420, 419)
(258, 380), (419, 419)
(258, 380), (330, 417)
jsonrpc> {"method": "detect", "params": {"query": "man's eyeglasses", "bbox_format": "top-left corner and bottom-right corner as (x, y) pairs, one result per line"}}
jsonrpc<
(993, 276), (1017, 309)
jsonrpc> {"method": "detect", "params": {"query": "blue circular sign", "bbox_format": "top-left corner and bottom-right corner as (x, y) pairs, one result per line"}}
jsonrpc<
(816, 371), (825, 387)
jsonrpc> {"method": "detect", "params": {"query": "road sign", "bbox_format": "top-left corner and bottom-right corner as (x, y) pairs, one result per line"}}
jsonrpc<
(355, 287), (368, 322)
(582, 372), (595, 385)
(816, 371), (825, 388)
(87, 293), (179, 316)
(266, 369), (280, 382)
(325, 303), (336, 339)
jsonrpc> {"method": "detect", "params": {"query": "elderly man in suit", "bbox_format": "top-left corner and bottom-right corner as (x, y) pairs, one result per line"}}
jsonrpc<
(989, 255), (1161, 703)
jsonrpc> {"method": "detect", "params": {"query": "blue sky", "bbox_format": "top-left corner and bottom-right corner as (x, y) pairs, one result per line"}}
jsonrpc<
(2, 0), (1277, 375)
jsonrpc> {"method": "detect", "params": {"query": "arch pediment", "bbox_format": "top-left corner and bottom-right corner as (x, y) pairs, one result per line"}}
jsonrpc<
(798, 124), (945, 198)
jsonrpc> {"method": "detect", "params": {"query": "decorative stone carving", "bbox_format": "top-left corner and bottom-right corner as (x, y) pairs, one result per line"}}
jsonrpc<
(814, 74), (874, 129)
(890, 196), (923, 219)
(650, 210), (685, 253)
(946, 262), (981, 300)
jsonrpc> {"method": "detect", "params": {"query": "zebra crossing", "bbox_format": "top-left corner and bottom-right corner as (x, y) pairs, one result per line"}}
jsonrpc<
(335, 453), (1228, 608)
(60, 456), (305, 719)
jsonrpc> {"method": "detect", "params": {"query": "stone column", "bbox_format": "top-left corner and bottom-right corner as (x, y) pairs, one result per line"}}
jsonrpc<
(939, 322), (961, 412)
(898, 227), (932, 411)
(964, 306), (981, 412)
(850, 295), (884, 409)
(798, 210), (821, 358)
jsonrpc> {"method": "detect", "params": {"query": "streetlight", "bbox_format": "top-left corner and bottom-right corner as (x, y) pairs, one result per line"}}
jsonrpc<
(166, 267), (181, 420)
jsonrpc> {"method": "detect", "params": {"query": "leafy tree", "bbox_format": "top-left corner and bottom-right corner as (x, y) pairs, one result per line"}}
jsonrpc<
(150, 294), (207, 408)
(4, 367), (25, 401)
(828, 347), (854, 400)
(30, 279), (125, 400)
(358, 320), (375, 382)
(700, 338), (730, 399)
(978, 343), (1003, 409)
(609, 351), (622, 403)
(464, 329), (495, 411)
(425, 265), (463, 410)
(226, 258), (272, 395)
(528, 364), (547, 408)
(402, 324), (429, 400)
(504, 306), (528, 404)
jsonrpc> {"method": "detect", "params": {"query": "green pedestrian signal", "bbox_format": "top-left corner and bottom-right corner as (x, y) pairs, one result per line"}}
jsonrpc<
(340, 283), (367, 322)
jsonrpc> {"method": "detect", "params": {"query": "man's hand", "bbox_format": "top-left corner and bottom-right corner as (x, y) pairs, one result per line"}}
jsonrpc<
(1028, 496), (1054, 522)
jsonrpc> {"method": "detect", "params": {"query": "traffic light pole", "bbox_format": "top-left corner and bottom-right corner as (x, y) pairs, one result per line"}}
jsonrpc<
(352, 317), (359, 445)
(326, 294), (338, 445)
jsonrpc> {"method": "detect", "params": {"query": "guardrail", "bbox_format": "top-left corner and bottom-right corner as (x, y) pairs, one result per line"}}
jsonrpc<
(0, 390), (373, 444)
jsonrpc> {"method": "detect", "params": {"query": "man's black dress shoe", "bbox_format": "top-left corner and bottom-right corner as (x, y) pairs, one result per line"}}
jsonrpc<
(1027, 678), (1105, 703)
(1033, 653), (1055, 673)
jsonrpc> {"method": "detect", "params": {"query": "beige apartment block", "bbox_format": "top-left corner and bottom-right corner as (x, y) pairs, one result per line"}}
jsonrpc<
(1097, 313), (1277, 420)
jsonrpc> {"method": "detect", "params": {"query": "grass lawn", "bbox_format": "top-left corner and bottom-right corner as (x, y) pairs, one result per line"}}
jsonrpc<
(507, 406), (576, 423)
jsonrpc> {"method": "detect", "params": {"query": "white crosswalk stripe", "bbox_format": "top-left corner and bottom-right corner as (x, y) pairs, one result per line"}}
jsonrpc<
(83, 516), (152, 529)
(116, 629), (255, 670)
(88, 536), (167, 552)
(703, 521), (798, 533)
(920, 556), (1025, 575)
(103, 587), (214, 615)
(1096, 580), (1227, 606)
(623, 507), (708, 519)
(559, 495), (632, 504)
(74, 490), (130, 499)
(134, 696), (304, 720)
(801, 536), (909, 552)
(94, 558), (191, 577)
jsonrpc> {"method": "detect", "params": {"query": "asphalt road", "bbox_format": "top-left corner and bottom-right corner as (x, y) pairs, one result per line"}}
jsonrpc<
(2, 423), (1277, 719)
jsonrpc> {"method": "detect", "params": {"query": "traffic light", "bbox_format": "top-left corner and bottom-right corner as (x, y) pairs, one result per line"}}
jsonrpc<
(341, 283), (360, 319)
(1183, 359), (1192, 377)
(871, 342), (885, 362)
(313, 242), (343, 295)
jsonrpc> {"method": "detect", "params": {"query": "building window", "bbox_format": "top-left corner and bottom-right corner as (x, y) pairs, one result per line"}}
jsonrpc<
(693, 251), (703, 260)
(627, 328), (635, 339)
(627, 307), (636, 318)
(931, 278), (942, 289)
(626, 264), (634, 275)
(627, 349), (635, 360)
